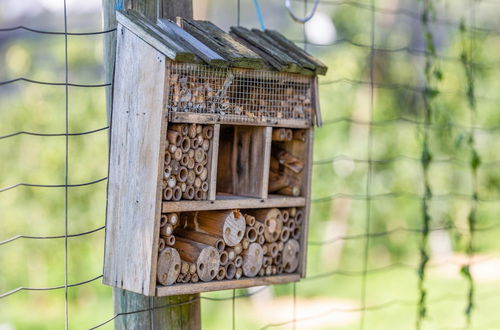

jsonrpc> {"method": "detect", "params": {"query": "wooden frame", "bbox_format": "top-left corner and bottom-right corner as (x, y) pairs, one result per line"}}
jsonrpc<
(104, 11), (321, 296)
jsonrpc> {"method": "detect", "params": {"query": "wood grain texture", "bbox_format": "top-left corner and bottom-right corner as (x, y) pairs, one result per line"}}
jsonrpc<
(169, 112), (310, 128)
(156, 274), (300, 296)
(207, 124), (220, 200)
(299, 128), (314, 277)
(162, 195), (306, 212)
(160, 0), (193, 20)
(103, 25), (166, 295)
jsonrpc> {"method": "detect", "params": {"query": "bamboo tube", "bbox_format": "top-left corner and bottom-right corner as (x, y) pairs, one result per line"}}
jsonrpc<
(188, 149), (195, 158)
(244, 215), (256, 227)
(262, 244), (268, 256)
(241, 238), (250, 250)
(202, 126), (213, 139)
(168, 213), (178, 227)
(182, 185), (195, 200)
(173, 237), (220, 282)
(247, 208), (283, 243)
(188, 123), (197, 138)
(216, 267), (226, 280)
(170, 124), (188, 136)
(219, 250), (229, 266)
(235, 268), (243, 279)
(199, 167), (208, 181)
(272, 128), (291, 141)
(194, 163), (204, 176)
(194, 188), (203, 200)
(194, 177), (202, 188)
(187, 157), (195, 169)
(175, 229), (226, 252)
(234, 255), (243, 268)
(167, 176), (177, 188)
(234, 243), (243, 255)
(277, 185), (301, 197)
(158, 237), (166, 251)
(272, 266), (277, 275)
(170, 160), (180, 175)
(180, 136), (190, 152)
(160, 224), (173, 236)
(292, 129), (307, 142)
(265, 265), (272, 276)
(189, 262), (197, 274)
(180, 154), (189, 166)
(242, 243), (264, 277)
(164, 166), (172, 180)
(202, 139), (210, 151)
(173, 186), (182, 201)
(292, 226), (301, 240)
(277, 265), (283, 274)
(177, 166), (188, 182)
(259, 268), (265, 276)
(180, 182), (187, 192)
(225, 262), (236, 280)
(201, 181), (209, 192)
(167, 130), (181, 146)
(268, 171), (289, 193)
(277, 241), (284, 252)
(187, 170), (196, 185)
(182, 273), (191, 283)
(166, 235), (175, 246)
(281, 209), (290, 223)
(181, 261), (189, 274)
(287, 219), (296, 232)
(283, 239), (300, 273)
(226, 248), (236, 261)
(188, 210), (245, 247)
(194, 148), (205, 163)
(254, 222), (264, 235)
(173, 148), (183, 161)
(157, 247), (181, 286)
(196, 124), (202, 135)
(191, 273), (199, 283)
(245, 227), (257, 242)
(257, 235), (265, 245)
(295, 209), (304, 226)
(168, 144), (177, 154)
(160, 214), (168, 227)
(164, 151), (171, 165)
(264, 243), (279, 258)
(289, 207), (297, 217)
(191, 137), (201, 149)
(280, 227), (290, 242)
(273, 254), (282, 265)
(176, 274), (183, 283)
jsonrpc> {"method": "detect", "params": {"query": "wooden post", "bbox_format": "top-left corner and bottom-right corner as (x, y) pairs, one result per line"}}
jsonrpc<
(102, 0), (199, 329)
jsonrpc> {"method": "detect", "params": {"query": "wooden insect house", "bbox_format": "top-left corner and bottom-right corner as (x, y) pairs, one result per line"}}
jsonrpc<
(103, 10), (327, 296)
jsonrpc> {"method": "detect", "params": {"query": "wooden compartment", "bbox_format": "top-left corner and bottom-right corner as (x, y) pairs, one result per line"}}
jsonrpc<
(155, 207), (306, 295)
(162, 123), (219, 201)
(268, 128), (310, 197)
(216, 125), (272, 199)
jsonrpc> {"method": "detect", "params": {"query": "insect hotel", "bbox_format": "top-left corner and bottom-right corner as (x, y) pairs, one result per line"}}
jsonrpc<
(103, 10), (327, 296)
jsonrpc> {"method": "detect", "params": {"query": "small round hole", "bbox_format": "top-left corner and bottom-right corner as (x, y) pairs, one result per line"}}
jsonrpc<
(199, 263), (204, 271)
(210, 270), (215, 277)
(225, 228), (231, 236)
(174, 264), (180, 271)
(237, 230), (243, 238)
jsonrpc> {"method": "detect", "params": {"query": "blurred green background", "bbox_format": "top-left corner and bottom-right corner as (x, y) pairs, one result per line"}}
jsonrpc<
(1, 0), (500, 329)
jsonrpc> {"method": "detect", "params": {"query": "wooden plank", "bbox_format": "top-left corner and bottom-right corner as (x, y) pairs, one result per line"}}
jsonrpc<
(169, 112), (310, 129)
(178, 18), (264, 69)
(159, 0), (193, 20)
(264, 29), (328, 75)
(230, 126), (270, 198)
(103, 26), (167, 295)
(156, 274), (300, 296)
(299, 128), (314, 277)
(156, 18), (228, 67)
(207, 124), (220, 200)
(117, 10), (194, 62)
(251, 29), (316, 73)
(230, 26), (302, 74)
(312, 76), (322, 127)
(162, 195), (306, 213)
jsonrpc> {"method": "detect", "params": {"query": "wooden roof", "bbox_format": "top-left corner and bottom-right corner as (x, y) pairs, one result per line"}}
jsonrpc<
(117, 10), (327, 76)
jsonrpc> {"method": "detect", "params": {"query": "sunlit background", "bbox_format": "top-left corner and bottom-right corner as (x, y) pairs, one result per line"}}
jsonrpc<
(1, 0), (500, 329)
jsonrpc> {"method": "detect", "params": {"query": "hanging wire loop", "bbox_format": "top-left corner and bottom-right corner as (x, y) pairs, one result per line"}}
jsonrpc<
(285, 0), (320, 23)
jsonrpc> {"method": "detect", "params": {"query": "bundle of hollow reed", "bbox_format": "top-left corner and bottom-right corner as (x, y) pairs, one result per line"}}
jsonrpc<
(163, 123), (213, 201)
(268, 129), (306, 197)
(156, 208), (303, 286)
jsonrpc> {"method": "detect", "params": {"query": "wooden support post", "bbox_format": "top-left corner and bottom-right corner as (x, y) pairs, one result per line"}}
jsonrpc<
(103, 0), (199, 329)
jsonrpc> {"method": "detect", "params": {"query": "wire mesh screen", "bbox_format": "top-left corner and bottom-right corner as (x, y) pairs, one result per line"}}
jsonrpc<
(167, 62), (314, 125)
(2, 0), (500, 329)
